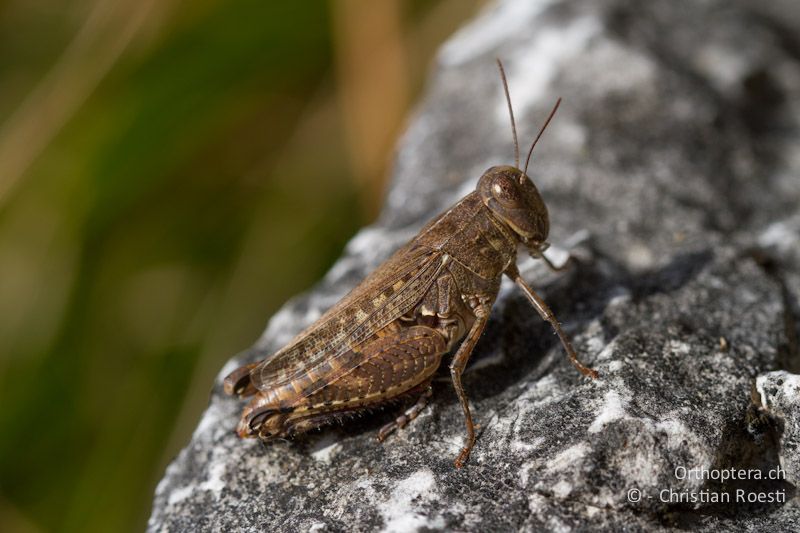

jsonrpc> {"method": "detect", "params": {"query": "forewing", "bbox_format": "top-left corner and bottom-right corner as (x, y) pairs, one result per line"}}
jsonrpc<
(251, 245), (445, 391)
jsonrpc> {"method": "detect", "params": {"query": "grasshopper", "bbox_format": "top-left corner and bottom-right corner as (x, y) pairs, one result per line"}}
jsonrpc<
(224, 60), (598, 467)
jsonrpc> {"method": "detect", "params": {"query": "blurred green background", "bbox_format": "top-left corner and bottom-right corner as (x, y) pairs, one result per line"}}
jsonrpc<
(0, 1), (483, 531)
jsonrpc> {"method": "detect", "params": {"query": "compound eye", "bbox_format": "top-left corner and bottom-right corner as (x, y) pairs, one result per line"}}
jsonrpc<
(491, 176), (521, 207)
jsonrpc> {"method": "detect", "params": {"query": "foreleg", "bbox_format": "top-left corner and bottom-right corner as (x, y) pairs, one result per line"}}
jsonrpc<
(506, 264), (599, 379)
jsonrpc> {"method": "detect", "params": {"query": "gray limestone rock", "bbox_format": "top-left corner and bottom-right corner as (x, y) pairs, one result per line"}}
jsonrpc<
(757, 371), (800, 488)
(149, 0), (800, 531)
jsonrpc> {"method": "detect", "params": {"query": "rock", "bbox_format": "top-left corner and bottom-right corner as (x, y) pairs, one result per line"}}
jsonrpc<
(756, 372), (800, 487)
(148, 0), (800, 531)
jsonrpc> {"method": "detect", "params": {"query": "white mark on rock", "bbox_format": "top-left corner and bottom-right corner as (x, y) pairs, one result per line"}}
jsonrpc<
(588, 389), (627, 433)
(607, 290), (631, 308)
(552, 479), (573, 499)
(547, 442), (589, 473)
(547, 515), (573, 533)
(167, 446), (229, 510)
(695, 43), (752, 93)
(543, 246), (570, 269)
(379, 469), (442, 533)
(582, 320), (606, 354)
(512, 436), (545, 453)
(585, 505), (602, 518)
(198, 459), (226, 494)
(166, 484), (194, 507)
(193, 399), (226, 440)
(655, 417), (694, 448)
(758, 217), (800, 259)
(598, 40), (658, 93)
(310, 433), (341, 463)
(502, 16), (601, 118)
(439, 0), (558, 66)
(757, 370), (800, 409)
(625, 243), (655, 269)
(346, 227), (388, 256)
(553, 118), (587, 151)
(667, 340), (691, 356)
(519, 463), (534, 488)
(594, 339), (618, 362)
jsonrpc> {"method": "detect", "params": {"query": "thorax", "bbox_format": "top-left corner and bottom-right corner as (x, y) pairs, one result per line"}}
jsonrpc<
(414, 192), (518, 280)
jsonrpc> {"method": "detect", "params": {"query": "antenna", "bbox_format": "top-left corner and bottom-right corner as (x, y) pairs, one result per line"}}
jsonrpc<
(523, 98), (561, 178)
(496, 59), (519, 169)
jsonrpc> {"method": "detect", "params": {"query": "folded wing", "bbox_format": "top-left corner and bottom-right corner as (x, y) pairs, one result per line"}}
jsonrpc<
(251, 245), (445, 392)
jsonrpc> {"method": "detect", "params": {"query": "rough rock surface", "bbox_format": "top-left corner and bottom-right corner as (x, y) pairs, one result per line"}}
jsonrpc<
(757, 371), (800, 488)
(149, 0), (800, 531)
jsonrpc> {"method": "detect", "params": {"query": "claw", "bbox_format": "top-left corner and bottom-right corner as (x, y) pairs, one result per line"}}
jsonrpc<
(454, 447), (471, 468)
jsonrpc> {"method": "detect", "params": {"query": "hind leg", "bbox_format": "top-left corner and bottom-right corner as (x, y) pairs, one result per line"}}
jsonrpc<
(224, 361), (259, 397)
(377, 382), (433, 442)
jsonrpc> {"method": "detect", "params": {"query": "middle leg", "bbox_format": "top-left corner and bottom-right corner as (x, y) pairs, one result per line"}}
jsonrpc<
(449, 307), (490, 468)
(377, 381), (434, 442)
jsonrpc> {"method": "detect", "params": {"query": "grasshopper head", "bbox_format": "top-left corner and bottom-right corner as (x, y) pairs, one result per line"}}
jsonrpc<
(489, 60), (562, 259)
(478, 165), (551, 254)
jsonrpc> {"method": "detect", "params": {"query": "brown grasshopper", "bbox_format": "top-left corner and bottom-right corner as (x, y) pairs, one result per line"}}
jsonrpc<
(224, 60), (598, 468)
